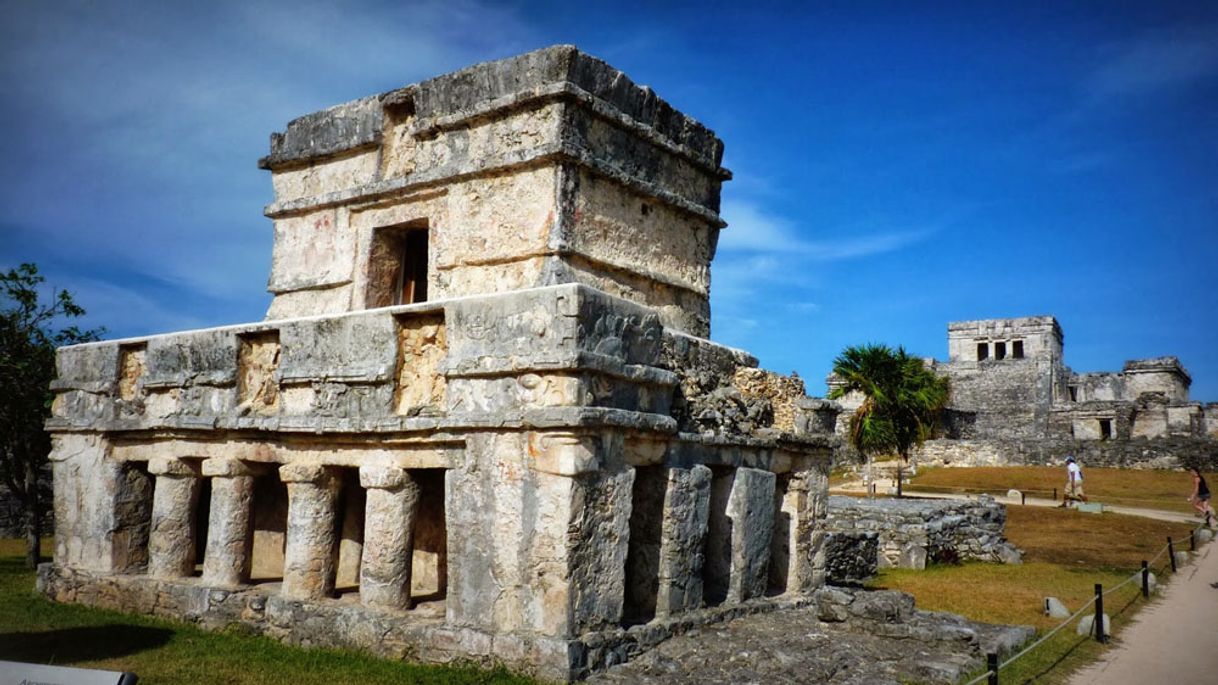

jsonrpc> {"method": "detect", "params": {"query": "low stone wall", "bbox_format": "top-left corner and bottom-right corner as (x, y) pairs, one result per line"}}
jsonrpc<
(826, 495), (1021, 572)
(36, 563), (819, 682)
(823, 530), (878, 586)
(914, 436), (1218, 470)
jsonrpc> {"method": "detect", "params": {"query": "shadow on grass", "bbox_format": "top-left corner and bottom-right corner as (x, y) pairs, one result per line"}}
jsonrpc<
(0, 624), (173, 665)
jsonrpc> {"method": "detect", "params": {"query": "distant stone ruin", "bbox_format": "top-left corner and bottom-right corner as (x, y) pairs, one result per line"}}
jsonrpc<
(40, 46), (838, 681)
(831, 316), (1218, 469)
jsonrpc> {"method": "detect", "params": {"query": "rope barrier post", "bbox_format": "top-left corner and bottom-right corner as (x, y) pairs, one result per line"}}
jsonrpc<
(1053, 487), (1057, 501)
(987, 653), (999, 685)
(1093, 583), (1106, 643)
(897, 463), (903, 498)
(1141, 560), (1149, 598)
(1190, 530), (1195, 552)
(1168, 537), (1177, 572)
(1021, 491), (1026, 505)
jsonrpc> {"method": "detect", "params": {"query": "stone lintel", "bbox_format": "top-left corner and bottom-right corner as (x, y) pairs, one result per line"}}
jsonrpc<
(279, 462), (336, 484)
(359, 465), (411, 490)
(201, 458), (260, 478)
(148, 456), (200, 477)
(529, 431), (599, 476)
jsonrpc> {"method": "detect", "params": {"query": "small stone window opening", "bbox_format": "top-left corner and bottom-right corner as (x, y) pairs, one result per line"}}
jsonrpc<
(367, 221), (429, 308)
(1012, 340), (1024, 359)
(397, 229), (429, 305)
(1069, 386), (1078, 402)
(976, 342), (989, 361)
(994, 341), (1007, 360)
(1099, 418), (1113, 440)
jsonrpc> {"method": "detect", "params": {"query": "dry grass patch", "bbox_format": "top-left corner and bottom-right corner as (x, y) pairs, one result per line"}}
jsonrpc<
(908, 465), (1210, 513)
(1006, 506), (1194, 568)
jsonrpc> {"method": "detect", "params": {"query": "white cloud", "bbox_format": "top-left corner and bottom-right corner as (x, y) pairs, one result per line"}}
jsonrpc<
(718, 198), (936, 261)
(0, 1), (537, 329)
(1088, 24), (1218, 100)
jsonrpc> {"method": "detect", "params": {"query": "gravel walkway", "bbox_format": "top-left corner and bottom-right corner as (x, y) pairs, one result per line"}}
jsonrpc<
(1067, 538), (1218, 685)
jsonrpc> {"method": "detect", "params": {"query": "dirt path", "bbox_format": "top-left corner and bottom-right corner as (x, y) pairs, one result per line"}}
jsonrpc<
(1066, 539), (1218, 685)
(832, 479), (1215, 683)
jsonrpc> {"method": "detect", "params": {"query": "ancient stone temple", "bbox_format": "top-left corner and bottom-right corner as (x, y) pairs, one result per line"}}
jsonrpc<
(830, 316), (1217, 469)
(40, 46), (836, 681)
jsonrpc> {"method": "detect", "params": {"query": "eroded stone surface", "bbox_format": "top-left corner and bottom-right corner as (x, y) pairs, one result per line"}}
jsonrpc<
(43, 47), (842, 683)
(827, 495), (1021, 571)
(591, 588), (1034, 685)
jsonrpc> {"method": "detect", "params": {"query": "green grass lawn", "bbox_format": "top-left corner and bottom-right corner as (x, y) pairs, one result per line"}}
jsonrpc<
(907, 465), (1213, 514)
(869, 506), (1198, 684)
(0, 539), (537, 685)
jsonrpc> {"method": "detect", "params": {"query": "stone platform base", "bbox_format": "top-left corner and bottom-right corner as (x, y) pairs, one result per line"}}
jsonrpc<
(592, 587), (1035, 684)
(37, 564), (817, 681)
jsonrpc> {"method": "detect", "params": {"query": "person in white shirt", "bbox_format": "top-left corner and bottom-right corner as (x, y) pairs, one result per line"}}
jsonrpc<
(1062, 455), (1086, 508)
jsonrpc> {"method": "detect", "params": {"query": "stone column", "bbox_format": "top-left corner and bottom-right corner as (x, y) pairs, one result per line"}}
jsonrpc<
(359, 465), (420, 610)
(201, 459), (256, 587)
(726, 467), (777, 603)
(787, 466), (829, 593)
(147, 457), (202, 579)
(281, 463), (341, 601)
(655, 464), (712, 617)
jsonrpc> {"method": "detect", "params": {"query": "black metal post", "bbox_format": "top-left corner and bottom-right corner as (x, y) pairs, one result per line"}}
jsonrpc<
(1141, 560), (1149, 598)
(1094, 583), (1106, 643)
(1190, 531), (1195, 551)
(1053, 487), (1057, 501)
(1021, 491), (1026, 505)
(897, 463), (903, 498)
(987, 652), (999, 685)
(1168, 537), (1177, 572)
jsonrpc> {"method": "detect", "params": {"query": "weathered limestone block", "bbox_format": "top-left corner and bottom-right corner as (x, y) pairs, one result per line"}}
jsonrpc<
(569, 466), (635, 633)
(360, 465), (421, 610)
(774, 467), (828, 594)
(237, 332), (281, 416)
(281, 463), (341, 600)
(395, 314), (447, 414)
(47, 434), (152, 574)
(147, 457), (202, 579)
(726, 467), (776, 603)
(201, 459), (256, 587)
(655, 464), (711, 617)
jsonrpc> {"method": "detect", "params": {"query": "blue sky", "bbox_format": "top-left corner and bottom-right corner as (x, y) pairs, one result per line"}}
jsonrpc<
(2, 1), (1216, 398)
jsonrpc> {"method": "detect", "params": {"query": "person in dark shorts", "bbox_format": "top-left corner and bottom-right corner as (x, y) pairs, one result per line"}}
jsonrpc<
(1187, 466), (1213, 527)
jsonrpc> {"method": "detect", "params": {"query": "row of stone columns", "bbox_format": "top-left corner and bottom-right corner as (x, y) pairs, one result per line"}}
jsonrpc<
(145, 458), (423, 611)
(638, 464), (823, 618)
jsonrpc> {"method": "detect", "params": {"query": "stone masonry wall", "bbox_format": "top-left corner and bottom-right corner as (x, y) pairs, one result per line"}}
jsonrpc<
(915, 436), (1218, 471)
(825, 496), (1021, 571)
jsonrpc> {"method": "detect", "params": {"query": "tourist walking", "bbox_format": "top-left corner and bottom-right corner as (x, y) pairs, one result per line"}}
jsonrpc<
(1187, 466), (1213, 527)
(1061, 456), (1086, 508)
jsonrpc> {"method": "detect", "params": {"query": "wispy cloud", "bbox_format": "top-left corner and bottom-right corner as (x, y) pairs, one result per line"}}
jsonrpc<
(718, 198), (937, 261)
(0, 1), (536, 335)
(1087, 24), (1218, 100)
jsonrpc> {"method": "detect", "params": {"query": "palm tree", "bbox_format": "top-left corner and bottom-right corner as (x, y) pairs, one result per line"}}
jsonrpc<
(827, 344), (950, 496)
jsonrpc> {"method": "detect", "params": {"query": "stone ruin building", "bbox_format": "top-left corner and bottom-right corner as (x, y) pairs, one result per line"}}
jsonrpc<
(39, 46), (839, 681)
(832, 316), (1217, 469)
